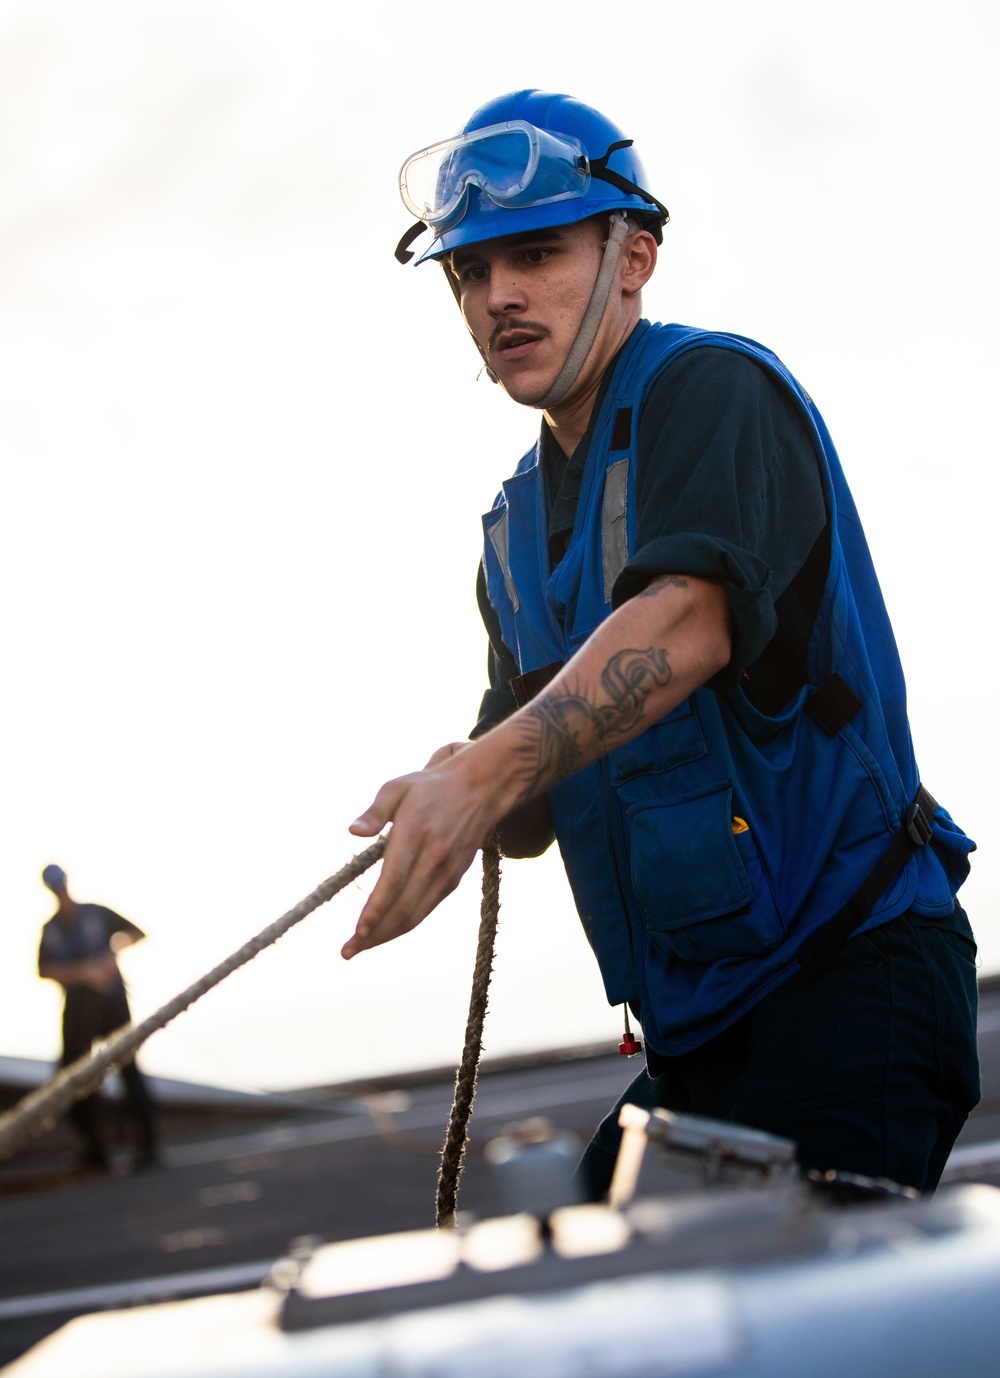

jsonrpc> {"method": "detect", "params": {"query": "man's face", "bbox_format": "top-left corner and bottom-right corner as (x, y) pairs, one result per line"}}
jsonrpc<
(450, 221), (607, 408)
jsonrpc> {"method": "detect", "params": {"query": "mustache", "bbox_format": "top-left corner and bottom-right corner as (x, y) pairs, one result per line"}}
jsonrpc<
(488, 317), (550, 353)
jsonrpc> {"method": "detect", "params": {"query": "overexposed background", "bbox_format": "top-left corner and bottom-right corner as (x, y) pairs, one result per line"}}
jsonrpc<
(1, 0), (996, 1091)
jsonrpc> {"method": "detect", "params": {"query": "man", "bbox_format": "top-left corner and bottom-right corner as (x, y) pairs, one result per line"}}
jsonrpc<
(345, 91), (979, 1193)
(38, 864), (158, 1170)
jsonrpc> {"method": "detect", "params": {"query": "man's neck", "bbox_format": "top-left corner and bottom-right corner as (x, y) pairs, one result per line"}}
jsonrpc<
(543, 374), (603, 458)
(542, 314), (640, 457)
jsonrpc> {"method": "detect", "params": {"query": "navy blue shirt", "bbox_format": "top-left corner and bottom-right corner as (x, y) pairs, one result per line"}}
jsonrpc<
(474, 345), (828, 735)
(39, 904), (142, 996)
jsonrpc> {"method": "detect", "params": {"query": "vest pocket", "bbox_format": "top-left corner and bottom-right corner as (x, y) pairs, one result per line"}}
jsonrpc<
(626, 784), (785, 964)
(609, 700), (708, 783)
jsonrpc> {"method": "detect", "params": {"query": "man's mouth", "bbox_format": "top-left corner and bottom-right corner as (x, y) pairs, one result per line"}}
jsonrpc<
(489, 321), (549, 361)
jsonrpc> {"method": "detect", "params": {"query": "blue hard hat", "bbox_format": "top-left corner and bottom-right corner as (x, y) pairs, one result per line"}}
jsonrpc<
(396, 90), (668, 265)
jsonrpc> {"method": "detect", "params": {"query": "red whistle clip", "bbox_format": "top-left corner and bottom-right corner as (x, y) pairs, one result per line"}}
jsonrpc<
(619, 1005), (642, 1056)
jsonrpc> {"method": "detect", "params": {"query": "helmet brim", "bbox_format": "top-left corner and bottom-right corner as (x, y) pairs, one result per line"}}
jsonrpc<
(413, 190), (659, 265)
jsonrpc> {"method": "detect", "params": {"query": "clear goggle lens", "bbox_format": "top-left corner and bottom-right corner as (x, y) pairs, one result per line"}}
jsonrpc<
(399, 120), (590, 229)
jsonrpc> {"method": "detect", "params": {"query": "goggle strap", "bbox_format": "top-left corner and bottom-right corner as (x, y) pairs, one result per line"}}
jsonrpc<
(395, 219), (427, 264)
(588, 140), (670, 224)
(589, 138), (635, 165)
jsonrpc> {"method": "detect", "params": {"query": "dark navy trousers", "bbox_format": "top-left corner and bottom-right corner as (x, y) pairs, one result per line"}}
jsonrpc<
(577, 904), (980, 1198)
(62, 986), (157, 1164)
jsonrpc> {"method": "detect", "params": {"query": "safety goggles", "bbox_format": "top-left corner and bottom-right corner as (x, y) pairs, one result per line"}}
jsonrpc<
(399, 120), (591, 231)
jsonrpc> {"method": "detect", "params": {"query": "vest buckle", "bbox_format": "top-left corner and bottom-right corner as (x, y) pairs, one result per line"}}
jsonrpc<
(905, 786), (938, 849)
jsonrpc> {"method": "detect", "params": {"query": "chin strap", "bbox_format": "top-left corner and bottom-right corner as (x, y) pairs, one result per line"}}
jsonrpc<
(533, 211), (630, 410)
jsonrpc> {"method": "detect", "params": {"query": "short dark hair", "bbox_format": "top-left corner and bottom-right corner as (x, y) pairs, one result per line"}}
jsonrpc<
(42, 864), (66, 891)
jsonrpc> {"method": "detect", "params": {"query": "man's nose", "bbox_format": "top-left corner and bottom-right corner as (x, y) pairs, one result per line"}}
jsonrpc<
(487, 268), (527, 318)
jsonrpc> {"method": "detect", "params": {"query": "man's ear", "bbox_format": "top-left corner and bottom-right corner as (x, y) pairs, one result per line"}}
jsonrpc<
(621, 229), (657, 295)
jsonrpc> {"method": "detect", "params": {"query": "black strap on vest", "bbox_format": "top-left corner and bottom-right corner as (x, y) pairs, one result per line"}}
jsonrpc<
(797, 784), (939, 977)
(805, 674), (862, 737)
(610, 407), (633, 451)
(509, 661), (565, 708)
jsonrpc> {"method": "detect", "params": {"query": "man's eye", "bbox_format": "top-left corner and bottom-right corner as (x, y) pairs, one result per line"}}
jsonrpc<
(523, 248), (550, 265)
(460, 264), (488, 283)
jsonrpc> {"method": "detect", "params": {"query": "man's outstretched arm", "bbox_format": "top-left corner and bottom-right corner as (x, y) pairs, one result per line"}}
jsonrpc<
(342, 573), (731, 958)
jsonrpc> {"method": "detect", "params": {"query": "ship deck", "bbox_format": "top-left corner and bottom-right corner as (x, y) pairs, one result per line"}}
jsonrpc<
(1, 976), (998, 1370)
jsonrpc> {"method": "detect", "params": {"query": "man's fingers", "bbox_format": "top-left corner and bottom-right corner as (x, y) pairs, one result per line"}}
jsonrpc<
(349, 808), (384, 837)
(341, 836), (471, 959)
(349, 778), (410, 837)
(341, 752), (497, 961)
(350, 849), (413, 947)
(341, 822), (421, 957)
(341, 869), (460, 958)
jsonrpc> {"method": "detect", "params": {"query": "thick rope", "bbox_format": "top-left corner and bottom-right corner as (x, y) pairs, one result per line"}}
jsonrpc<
(0, 837), (388, 1164)
(436, 841), (501, 1229)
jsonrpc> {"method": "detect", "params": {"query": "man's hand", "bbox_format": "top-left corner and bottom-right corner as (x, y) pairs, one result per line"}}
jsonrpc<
(81, 952), (120, 993)
(342, 745), (504, 959)
(40, 952), (121, 994)
(423, 742), (470, 769)
(341, 574), (730, 962)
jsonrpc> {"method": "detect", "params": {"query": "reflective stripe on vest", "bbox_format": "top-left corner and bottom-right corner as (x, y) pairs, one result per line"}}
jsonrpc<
(486, 509), (519, 614)
(601, 457), (630, 603)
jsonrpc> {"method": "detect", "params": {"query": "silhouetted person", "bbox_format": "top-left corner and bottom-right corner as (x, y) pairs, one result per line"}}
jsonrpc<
(38, 864), (158, 1171)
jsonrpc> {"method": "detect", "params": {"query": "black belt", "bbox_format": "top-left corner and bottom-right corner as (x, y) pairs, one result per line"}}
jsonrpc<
(509, 661), (565, 708)
(797, 784), (939, 977)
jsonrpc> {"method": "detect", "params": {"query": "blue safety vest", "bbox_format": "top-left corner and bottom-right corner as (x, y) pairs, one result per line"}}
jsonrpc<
(481, 320), (974, 1055)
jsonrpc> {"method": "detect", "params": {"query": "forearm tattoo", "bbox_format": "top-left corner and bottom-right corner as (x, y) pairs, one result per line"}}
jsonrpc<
(512, 646), (672, 800)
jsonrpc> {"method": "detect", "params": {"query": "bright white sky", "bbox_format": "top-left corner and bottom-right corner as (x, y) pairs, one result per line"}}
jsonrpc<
(1, 0), (997, 1092)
